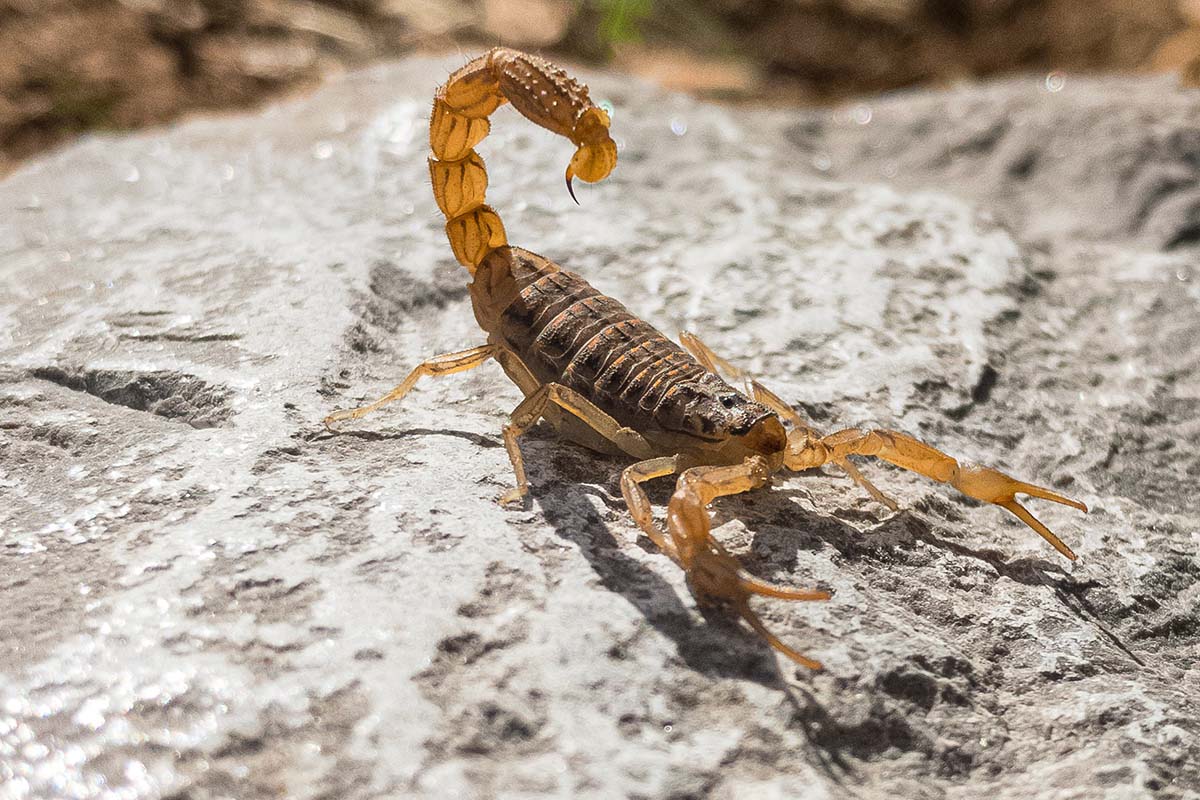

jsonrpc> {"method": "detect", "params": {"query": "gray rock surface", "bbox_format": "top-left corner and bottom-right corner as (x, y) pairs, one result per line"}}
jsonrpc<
(1, 58), (1198, 799)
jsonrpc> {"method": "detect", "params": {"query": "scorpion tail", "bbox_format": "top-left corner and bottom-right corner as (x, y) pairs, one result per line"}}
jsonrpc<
(429, 48), (618, 273)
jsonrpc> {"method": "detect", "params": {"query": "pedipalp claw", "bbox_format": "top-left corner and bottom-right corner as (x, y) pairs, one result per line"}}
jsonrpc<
(736, 599), (824, 671)
(1012, 480), (1089, 513)
(738, 571), (831, 602)
(948, 464), (1087, 561)
(685, 542), (828, 668)
(836, 457), (899, 511)
(999, 498), (1078, 561)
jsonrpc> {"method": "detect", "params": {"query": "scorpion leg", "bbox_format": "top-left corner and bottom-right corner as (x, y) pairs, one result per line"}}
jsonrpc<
(678, 330), (896, 509)
(678, 331), (746, 388)
(324, 345), (496, 430)
(747, 384), (897, 508)
(620, 456), (685, 558)
(500, 382), (653, 505)
(667, 456), (831, 669)
(785, 428), (1088, 561)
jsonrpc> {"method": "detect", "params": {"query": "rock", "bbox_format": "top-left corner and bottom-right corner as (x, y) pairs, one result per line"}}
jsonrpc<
(726, 0), (1185, 97)
(479, 0), (576, 46)
(613, 45), (764, 99)
(1, 56), (1197, 799)
(790, 74), (1200, 251)
(195, 33), (324, 85)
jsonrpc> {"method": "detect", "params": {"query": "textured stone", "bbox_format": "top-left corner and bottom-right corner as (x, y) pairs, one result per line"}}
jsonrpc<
(0, 58), (1197, 799)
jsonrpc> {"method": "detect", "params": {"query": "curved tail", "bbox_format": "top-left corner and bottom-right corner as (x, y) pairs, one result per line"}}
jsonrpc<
(428, 48), (618, 272)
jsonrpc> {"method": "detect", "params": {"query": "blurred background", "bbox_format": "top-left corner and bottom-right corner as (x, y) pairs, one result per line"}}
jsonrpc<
(2, 0), (1199, 174)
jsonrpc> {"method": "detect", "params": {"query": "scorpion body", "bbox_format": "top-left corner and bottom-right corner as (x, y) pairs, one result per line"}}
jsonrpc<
(478, 246), (783, 464)
(328, 48), (1088, 668)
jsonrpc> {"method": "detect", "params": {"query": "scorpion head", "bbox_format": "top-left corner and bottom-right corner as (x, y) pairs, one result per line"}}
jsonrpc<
(664, 375), (787, 460)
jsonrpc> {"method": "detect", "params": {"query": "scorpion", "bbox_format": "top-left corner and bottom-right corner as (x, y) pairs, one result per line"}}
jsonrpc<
(326, 48), (1088, 669)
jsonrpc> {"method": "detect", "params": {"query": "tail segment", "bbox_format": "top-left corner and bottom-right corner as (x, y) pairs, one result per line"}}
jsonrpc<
(428, 48), (619, 273)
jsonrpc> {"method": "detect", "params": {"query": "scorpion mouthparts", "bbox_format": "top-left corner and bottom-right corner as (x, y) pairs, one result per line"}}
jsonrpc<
(565, 172), (580, 205)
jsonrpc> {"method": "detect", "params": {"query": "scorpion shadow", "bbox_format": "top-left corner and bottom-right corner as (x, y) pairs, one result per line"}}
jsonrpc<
(321, 421), (862, 780)
(525, 433), (812, 686)
(312, 426), (503, 450)
(527, 438), (908, 788)
(748, 477), (1144, 668)
(729, 479), (1148, 779)
(328, 421), (1138, 781)
(540, 449), (1144, 779)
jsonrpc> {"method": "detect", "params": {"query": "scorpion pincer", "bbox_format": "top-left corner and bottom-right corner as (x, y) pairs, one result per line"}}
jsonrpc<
(326, 48), (1088, 669)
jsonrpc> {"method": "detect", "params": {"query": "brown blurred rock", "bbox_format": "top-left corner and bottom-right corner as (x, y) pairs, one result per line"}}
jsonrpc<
(135, 0), (210, 33)
(375, 0), (475, 37)
(273, 0), (373, 51)
(0, 5), (182, 159)
(841, 0), (920, 25)
(751, 6), (942, 91)
(0, 0), (416, 171)
(614, 44), (762, 98)
(1153, 27), (1200, 72)
(0, 0), (1196, 173)
(1187, 56), (1200, 85)
(480, 0), (574, 46)
(736, 0), (1187, 96)
(195, 33), (322, 86)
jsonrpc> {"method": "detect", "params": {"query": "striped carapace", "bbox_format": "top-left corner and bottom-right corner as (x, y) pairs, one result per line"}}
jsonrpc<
(326, 48), (1088, 669)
